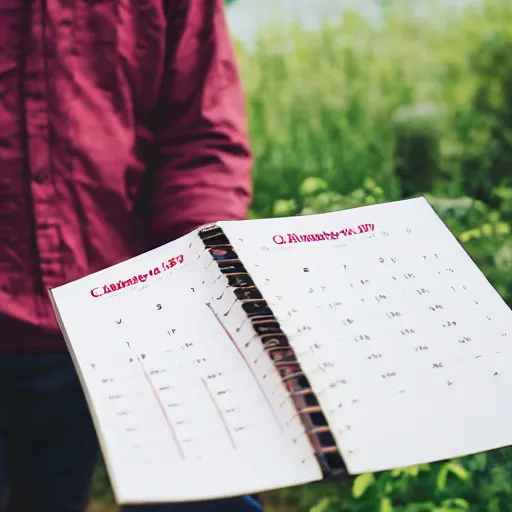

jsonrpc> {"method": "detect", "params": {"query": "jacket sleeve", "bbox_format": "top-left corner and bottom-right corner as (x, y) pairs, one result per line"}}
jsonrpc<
(147, 0), (253, 246)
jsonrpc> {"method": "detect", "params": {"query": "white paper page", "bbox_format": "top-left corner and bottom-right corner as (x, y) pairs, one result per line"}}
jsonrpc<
(219, 197), (512, 474)
(51, 231), (321, 504)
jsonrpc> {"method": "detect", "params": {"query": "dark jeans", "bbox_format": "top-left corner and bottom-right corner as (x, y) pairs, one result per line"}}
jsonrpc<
(0, 354), (262, 512)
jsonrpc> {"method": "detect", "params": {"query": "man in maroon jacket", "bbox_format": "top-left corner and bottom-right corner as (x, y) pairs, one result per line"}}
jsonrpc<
(0, 1), (261, 511)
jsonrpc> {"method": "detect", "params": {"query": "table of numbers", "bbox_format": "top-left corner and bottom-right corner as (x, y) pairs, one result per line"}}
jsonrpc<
(51, 232), (321, 503)
(221, 197), (512, 474)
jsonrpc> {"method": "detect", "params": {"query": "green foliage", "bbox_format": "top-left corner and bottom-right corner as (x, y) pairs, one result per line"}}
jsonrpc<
(91, 455), (115, 504)
(240, 0), (512, 307)
(274, 448), (512, 511)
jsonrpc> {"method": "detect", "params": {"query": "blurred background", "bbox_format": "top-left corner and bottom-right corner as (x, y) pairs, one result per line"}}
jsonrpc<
(89, 0), (512, 510)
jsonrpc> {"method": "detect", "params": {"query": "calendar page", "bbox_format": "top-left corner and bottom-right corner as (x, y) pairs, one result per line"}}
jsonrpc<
(219, 197), (512, 475)
(50, 230), (322, 505)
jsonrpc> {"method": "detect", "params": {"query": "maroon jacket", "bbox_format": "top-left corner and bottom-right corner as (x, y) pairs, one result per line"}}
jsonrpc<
(0, 1), (252, 352)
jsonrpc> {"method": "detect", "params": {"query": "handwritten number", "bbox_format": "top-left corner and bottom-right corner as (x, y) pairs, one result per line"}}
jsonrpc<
(157, 304), (162, 311)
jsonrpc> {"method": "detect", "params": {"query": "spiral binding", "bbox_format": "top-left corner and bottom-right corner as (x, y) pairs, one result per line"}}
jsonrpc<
(199, 225), (346, 478)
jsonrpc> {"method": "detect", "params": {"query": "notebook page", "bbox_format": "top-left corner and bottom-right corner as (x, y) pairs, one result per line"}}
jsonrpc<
(50, 231), (321, 504)
(219, 197), (512, 474)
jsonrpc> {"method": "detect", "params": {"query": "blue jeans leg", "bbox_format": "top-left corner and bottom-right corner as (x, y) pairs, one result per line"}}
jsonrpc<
(122, 495), (263, 512)
(0, 353), (99, 512)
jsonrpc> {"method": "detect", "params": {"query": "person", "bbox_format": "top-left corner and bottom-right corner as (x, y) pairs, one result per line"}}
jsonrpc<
(0, 1), (261, 511)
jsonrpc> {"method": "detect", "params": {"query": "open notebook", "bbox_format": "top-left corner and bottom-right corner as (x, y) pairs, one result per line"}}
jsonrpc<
(49, 197), (512, 505)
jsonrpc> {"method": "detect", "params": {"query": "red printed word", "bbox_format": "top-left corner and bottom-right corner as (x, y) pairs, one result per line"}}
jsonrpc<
(90, 254), (184, 298)
(272, 224), (375, 245)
